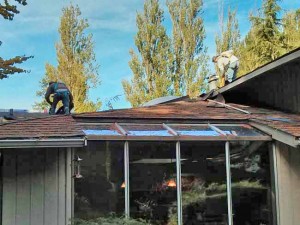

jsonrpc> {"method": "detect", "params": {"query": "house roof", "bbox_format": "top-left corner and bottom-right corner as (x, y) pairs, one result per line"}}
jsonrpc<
(0, 115), (84, 140)
(0, 97), (299, 148)
(75, 98), (300, 138)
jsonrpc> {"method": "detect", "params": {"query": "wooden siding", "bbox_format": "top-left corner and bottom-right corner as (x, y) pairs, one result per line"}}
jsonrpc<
(275, 142), (300, 225)
(223, 61), (300, 113)
(2, 148), (72, 225)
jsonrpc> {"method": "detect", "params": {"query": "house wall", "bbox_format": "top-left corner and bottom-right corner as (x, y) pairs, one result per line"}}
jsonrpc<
(224, 62), (300, 113)
(275, 141), (300, 225)
(1, 148), (73, 225)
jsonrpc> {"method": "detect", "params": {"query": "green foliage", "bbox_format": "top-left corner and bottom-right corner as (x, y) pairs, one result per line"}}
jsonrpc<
(0, 0), (27, 20)
(283, 9), (300, 52)
(122, 0), (172, 107)
(167, 0), (209, 97)
(215, 7), (241, 79)
(238, 0), (285, 76)
(0, 0), (33, 79)
(167, 180), (265, 224)
(35, 4), (101, 113)
(72, 215), (150, 225)
(215, 8), (241, 55)
(123, 0), (209, 107)
(0, 55), (33, 79)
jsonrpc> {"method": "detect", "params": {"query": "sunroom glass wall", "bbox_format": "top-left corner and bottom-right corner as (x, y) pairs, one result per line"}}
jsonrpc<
(180, 142), (228, 225)
(230, 142), (273, 224)
(129, 142), (177, 225)
(74, 141), (125, 219)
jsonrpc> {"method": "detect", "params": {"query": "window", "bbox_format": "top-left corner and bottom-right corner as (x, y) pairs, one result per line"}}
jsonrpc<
(180, 142), (228, 224)
(129, 142), (177, 224)
(74, 141), (125, 219)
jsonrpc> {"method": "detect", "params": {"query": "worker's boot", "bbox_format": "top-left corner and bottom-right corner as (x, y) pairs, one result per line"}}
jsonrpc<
(49, 107), (55, 115)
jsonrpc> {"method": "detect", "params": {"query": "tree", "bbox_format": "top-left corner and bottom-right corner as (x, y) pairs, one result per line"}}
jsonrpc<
(249, 0), (284, 63)
(122, 0), (172, 107)
(167, 0), (209, 97)
(283, 9), (300, 52)
(237, 0), (285, 76)
(0, 0), (27, 20)
(215, 8), (241, 55)
(215, 5), (241, 78)
(0, 0), (32, 79)
(35, 4), (101, 113)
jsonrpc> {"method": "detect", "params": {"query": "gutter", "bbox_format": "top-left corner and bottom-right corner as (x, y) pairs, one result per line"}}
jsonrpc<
(249, 121), (300, 148)
(0, 138), (86, 149)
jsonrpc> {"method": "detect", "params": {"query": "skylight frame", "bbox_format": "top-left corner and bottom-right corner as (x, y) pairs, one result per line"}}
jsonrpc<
(83, 122), (271, 141)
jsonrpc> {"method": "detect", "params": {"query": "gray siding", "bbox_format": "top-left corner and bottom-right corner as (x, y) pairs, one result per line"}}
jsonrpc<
(2, 148), (72, 225)
(275, 142), (300, 225)
(223, 61), (300, 113)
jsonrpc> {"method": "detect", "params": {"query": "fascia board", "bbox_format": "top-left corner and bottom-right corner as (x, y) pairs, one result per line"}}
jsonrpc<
(249, 121), (299, 148)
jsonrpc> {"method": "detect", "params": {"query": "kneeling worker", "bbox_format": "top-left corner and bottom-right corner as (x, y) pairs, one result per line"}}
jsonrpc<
(212, 50), (239, 87)
(45, 81), (72, 115)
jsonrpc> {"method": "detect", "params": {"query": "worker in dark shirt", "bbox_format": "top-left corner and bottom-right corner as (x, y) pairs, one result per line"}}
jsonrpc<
(45, 81), (72, 115)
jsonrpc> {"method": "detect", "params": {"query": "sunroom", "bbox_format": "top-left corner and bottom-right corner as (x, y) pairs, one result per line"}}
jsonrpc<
(74, 121), (274, 225)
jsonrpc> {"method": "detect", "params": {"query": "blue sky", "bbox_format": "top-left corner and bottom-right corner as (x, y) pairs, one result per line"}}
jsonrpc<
(0, 0), (298, 111)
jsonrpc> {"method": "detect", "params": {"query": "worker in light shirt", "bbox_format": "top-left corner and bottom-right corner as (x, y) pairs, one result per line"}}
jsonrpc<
(212, 50), (239, 87)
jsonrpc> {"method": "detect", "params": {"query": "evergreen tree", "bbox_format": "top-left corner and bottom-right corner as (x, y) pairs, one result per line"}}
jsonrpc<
(167, 0), (209, 97)
(238, 28), (262, 76)
(0, 0), (32, 79)
(238, 0), (284, 75)
(283, 9), (300, 52)
(0, 0), (26, 20)
(249, 0), (284, 63)
(35, 4), (101, 113)
(122, 0), (172, 107)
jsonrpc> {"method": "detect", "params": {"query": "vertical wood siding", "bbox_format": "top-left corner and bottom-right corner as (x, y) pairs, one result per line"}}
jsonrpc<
(224, 61), (300, 113)
(275, 142), (300, 225)
(2, 148), (72, 225)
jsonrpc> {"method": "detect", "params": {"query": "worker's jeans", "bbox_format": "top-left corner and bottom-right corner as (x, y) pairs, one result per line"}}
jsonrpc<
(225, 61), (239, 82)
(49, 91), (70, 115)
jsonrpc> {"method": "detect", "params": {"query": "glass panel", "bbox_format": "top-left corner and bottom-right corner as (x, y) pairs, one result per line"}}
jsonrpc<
(230, 142), (273, 224)
(180, 142), (228, 224)
(74, 141), (125, 219)
(171, 125), (219, 136)
(216, 124), (264, 136)
(82, 124), (121, 136)
(123, 124), (172, 136)
(129, 142), (177, 224)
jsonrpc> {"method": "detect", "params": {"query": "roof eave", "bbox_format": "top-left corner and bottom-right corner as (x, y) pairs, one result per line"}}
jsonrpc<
(249, 121), (300, 148)
(0, 138), (86, 149)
